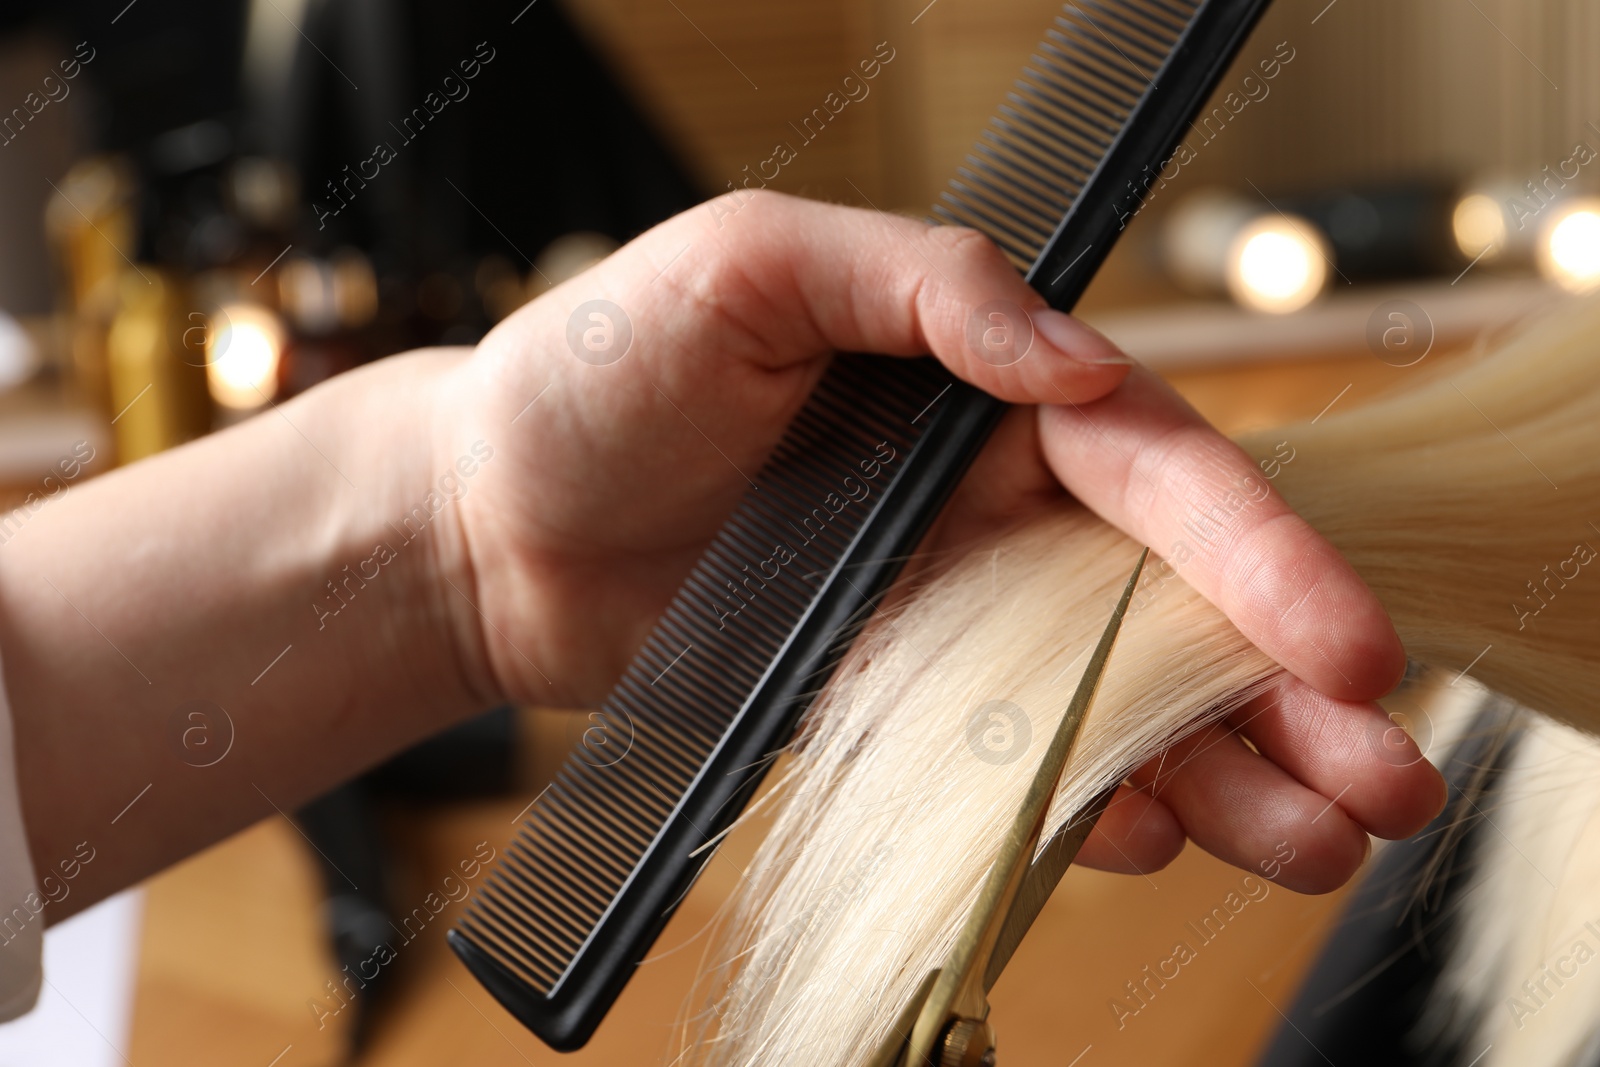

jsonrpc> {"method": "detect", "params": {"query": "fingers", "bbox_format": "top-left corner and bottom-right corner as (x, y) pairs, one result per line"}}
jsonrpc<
(1228, 677), (1447, 841)
(671, 191), (1134, 403)
(1074, 783), (1186, 875)
(1037, 369), (1407, 702)
(1083, 674), (1450, 888)
(1128, 724), (1371, 894)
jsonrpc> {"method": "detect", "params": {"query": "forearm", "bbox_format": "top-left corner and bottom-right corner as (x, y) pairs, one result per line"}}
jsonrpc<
(0, 349), (494, 918)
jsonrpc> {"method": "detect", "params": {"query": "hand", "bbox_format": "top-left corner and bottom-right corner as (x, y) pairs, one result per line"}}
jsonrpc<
(431, 190), (1444, 893)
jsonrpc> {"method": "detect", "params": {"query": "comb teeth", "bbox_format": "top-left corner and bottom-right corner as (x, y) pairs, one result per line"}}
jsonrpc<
(456, 355), (948, 994)
(934, 0), (1201, 269)
(453, 0), (1273, 1049)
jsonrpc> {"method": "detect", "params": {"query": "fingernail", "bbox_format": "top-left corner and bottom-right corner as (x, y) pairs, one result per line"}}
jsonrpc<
(1361, 834), (1373, 866)
(1031, 308), (1137, 366)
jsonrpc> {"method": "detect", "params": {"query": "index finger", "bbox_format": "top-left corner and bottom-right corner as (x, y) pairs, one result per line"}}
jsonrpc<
(636, 192), (1135, 404)
(1036, 368), (1406, 702)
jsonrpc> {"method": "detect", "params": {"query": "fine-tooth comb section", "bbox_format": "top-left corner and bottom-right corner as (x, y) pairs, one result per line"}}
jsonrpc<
(451, 0), (1272, 1050)
(451, 354), (963, 1042)
(935, 0), (1200, 269)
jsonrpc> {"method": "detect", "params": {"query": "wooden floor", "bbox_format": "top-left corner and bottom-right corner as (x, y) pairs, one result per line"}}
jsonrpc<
(126, 791), (1353, 1067)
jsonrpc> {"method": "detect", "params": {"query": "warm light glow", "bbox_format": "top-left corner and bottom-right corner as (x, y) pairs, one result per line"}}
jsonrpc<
(1225, 216), (1330, 314)
(1452, 192), (1507, 261)
(206, 303), (283, 410)
(1539, 200), (1600, 293)
(1159, 188), (1259, 294)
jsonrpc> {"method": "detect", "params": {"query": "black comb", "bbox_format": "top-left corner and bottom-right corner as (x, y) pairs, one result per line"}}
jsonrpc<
(450, 0), (1273, 1049)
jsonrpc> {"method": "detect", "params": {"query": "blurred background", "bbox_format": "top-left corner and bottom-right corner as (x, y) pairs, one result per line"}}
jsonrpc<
(0, 0), (1593, 1064)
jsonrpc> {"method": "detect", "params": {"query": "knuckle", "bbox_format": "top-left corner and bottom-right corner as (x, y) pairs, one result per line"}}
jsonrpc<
(912, 227), (1012, 347)
(683, 188), (788, 249)
(924, 224), (1005, 272)
(673, 248), (746, 321)
(644, 231), (750, 325)
(732, 188), (797, 242)
(740, 187), (785, 212)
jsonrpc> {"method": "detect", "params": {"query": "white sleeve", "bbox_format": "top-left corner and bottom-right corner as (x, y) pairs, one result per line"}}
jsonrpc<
(0, 647), (41, 1020)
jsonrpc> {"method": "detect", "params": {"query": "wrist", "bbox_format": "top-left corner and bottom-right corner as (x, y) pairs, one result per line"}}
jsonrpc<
(302, 349), (502, 720)
(0, 348), (502, 907)
(264, 350), (499, 742)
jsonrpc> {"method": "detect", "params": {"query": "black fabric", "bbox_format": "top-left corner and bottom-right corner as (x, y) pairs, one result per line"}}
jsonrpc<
(0, 0), (249, 150)
(289, 0), (704, 284)
(1256, 702), (1532, 1067)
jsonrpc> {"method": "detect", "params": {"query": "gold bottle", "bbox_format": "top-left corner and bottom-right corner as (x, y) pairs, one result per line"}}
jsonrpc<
(104, 269), (210, 464)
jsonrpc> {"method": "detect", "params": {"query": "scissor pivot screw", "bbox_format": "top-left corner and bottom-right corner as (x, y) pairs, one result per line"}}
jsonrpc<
(939, 1016), (996, 1067)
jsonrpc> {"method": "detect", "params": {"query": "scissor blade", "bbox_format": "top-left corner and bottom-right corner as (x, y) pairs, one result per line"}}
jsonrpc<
(979, 548), (1148, 992)
(864, 969), (941, 1067)
(981, 785), (1115, 991)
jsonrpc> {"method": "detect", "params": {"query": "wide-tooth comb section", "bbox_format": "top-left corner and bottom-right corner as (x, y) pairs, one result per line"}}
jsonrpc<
(452, 0), (1272, 1049)
(935, 0), (1200, 270)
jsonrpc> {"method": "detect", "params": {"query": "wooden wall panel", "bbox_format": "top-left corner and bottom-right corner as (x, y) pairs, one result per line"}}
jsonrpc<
(565, 0), (1600, 217)
(1218, 0), (1600, 192)
(563, 0), (890, 204)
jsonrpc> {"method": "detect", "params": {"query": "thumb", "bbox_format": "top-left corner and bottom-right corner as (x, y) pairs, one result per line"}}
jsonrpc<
(666, 190), (1137, 404)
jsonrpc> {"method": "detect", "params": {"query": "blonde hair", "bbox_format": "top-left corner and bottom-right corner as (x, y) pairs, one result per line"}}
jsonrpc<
(674, 293), (1600, 1066)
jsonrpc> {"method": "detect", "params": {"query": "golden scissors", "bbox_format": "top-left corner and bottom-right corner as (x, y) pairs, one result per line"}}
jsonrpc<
(867, 548), (1148, 1067)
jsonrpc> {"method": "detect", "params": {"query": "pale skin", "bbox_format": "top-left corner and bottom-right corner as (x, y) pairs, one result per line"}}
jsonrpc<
(0, 192), (1445, 921)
